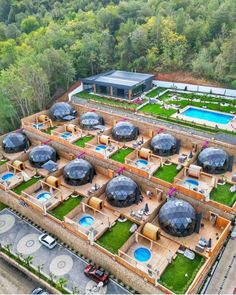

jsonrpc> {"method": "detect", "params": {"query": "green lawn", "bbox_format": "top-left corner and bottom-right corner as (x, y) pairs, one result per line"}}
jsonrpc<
(159, 253), (205, 294)
(76, 91), (138, 110)
(0, 202), (7, 211)
(110, 148), (134, 163)
(12, 176), (42, 195)
(146, 87), (167, 98)
(96, 220), (134, 254)
(210, 183), (236, 207)
(0, 159), (8, 166)
(43, 126), (57, 134)
(73, 135), (94, 147)
(153, 164), (181, 183)
(140, 103), (176, 117)
(49, 196), (83, 220)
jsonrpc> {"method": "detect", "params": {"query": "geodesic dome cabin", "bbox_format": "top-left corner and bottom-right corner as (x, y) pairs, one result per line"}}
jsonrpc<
(112, 122), (139, 142)
(158, 199), (196, 237)
(63, 159), (95, 186)
(2, 132), (30, 154)
(49, 102), (77, 121)
(197, 147), (229, 174)
(105, 175), (142, 207)
(150, 133), (177, 156)
(80, 112), (104, 130)
(29, 145), (58, 168)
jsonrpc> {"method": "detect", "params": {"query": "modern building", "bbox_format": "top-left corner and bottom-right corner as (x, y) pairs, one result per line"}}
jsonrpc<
(81, 70), (154, 99)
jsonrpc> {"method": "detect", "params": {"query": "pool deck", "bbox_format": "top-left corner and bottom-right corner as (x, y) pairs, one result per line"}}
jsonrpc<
(172, 106), (236, 131)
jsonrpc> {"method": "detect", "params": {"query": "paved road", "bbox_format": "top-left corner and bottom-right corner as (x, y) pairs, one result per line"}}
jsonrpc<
(0, 208), (129, 294)
(72, 97), (236, 146)
(205, 238), (236, 294)
(0, 257), (39, 294)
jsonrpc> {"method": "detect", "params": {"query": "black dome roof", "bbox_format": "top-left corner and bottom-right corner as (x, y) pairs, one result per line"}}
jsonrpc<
(150, 133), (177, 156)
(63, 159), (95, 186)
(29, 145), (58, 168)
(2, 132), (30, 154)
(105, 175), (142, 207)
(158, 199), (196, 237)
(112, 122), (139, 142)
(49, 102), (77, 121)
(80, 112), (104, 130)
(197, 147), (229, 174)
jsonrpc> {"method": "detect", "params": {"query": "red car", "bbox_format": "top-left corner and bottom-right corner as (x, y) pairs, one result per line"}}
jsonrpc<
(84, 264), (109, 285)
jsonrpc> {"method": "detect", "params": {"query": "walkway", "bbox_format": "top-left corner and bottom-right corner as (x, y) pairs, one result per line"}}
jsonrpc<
(205, 238), (236, 294)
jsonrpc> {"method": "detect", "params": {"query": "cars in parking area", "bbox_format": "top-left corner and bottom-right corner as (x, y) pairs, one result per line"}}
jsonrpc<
(31, 287), (48, 294)
(39, 234), (57, 249)
(84, 264), (109, 285)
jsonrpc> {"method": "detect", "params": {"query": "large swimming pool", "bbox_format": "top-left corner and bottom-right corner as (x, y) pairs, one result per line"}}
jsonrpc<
(181, 107), (234, 125)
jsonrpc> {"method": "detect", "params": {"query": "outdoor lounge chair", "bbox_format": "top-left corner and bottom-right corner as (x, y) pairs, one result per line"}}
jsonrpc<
(230, 185), (236, 193)
(184, 249), (195, 260)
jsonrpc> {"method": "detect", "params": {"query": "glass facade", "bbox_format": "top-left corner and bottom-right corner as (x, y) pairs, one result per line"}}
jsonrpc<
(49, 102), (77, 121)
(80, 112), (104, 130)
(105, 175), (142, 207)
(197, 147), (229, 174)
(150, 133), (177, 156)
(63, 159), (95, 186)
(2, 132), (30, 153)
(112, 122), (139, 142)
(158, 199), (196, 237)
(29, 145), (58, 168)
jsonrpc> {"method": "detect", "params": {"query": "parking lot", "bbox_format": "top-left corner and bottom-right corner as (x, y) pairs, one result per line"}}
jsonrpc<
(0, 208), (129, 294)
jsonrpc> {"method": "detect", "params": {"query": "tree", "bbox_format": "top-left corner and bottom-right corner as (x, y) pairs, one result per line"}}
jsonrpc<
(20, 16), (40, 34)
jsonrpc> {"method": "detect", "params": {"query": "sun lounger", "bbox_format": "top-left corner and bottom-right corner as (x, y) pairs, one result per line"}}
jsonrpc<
(184, 249), (195, 260)
(230, 185), (236, 193)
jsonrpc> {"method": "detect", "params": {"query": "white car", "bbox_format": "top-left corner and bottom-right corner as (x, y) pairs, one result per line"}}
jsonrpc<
(39, 234), (57, 249)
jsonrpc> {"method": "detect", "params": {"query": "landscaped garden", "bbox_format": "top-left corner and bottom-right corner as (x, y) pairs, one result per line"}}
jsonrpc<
(49, 195), (83, 220)
(153, 164), (181, 183)
(210, 183), (236, 207)
(110, 148), (134, 163)
(159, 253), (205, 294)
(12, 176), (42, 195)
(96, 220), (134, 254)
(76, 91), (138, 110)
(73, 135), (94, 147)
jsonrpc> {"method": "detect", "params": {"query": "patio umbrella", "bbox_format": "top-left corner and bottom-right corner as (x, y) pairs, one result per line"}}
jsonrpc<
(144, 203), (149, 213)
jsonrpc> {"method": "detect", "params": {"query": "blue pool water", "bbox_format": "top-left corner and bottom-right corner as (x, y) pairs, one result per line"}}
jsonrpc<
(134, 247), (151, 262)
(185, 178), (199, 186)
(181, 107), (234, 125)
(136, 159), (148, 168)
(1, 172), (14, 181)
(33, 123), (44, 129)
(61, 132), (72, 139)
(79, 215), (95, 227)
(37, 192), (51, 202)
(96, 145), (106, 152)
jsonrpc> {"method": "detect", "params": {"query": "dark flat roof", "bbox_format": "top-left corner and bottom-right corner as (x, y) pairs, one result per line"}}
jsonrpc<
(81, 70), (154, 89)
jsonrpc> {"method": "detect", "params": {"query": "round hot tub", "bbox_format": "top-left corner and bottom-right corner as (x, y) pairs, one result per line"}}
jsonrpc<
(78, 215), (95, 227)
(36, 192), (51, 203)
(1, 172), (14, 181)
(134, 247), (151, 262)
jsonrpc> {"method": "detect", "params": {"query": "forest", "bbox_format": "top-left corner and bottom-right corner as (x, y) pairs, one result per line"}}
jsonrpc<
(0, 0), (235, 133)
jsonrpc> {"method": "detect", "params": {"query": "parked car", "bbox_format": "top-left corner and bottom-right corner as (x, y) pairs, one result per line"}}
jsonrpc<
(84, 264), (109, 285)
(31, 287), (48, 294)
(38, 233), (57, 249)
